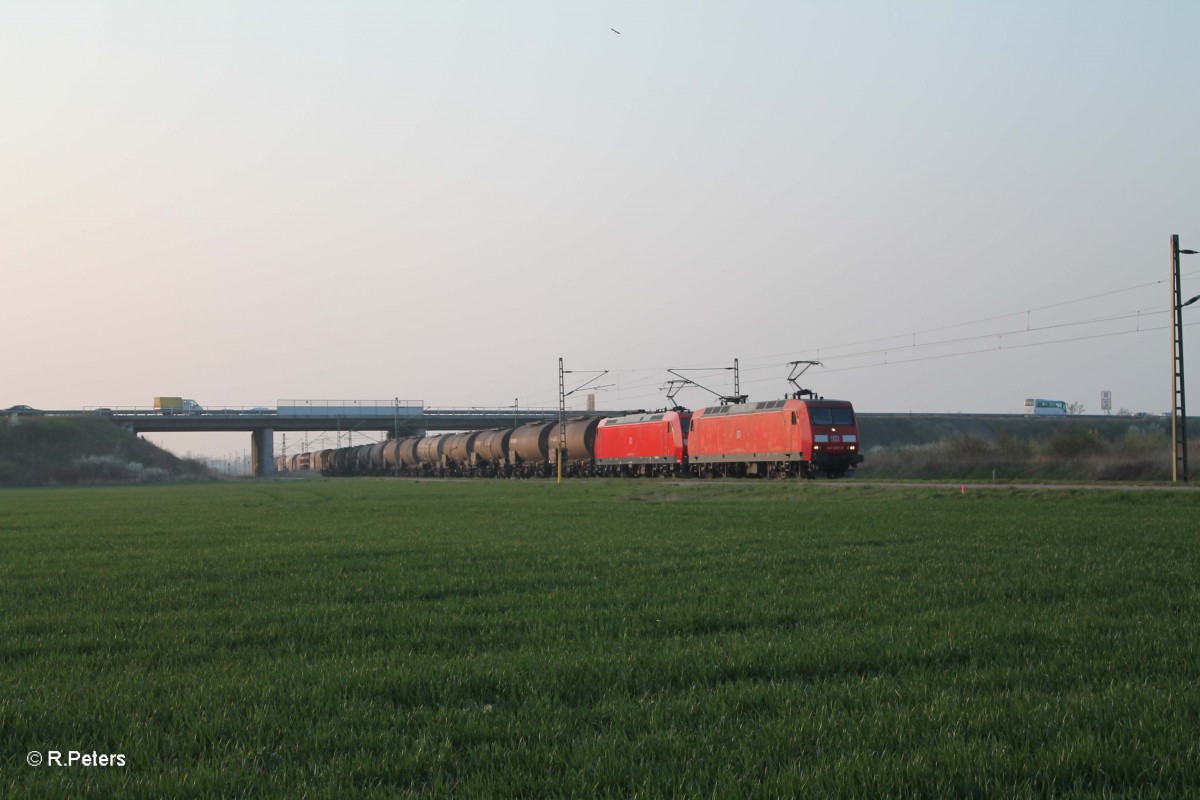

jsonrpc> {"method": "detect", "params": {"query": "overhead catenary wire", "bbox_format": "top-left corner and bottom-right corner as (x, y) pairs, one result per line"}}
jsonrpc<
(735, 268), (1200, 366)
(515, 268), (1200, 408)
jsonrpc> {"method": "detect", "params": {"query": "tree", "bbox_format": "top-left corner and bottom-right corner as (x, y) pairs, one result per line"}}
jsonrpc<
(1067, 401), (1086, 415)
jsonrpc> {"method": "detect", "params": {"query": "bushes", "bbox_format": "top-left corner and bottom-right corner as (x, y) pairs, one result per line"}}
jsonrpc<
(1120, 427), (1169, 456)
(858, 423), (1179, 481)
(1044, 426), (1106, 459)
(0, 416), (214, 486)
(65, 455), (170, 484)
(947, 433), (992, 457)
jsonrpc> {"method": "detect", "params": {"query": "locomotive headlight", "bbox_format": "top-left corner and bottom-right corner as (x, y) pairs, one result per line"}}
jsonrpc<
(850, 445), (856, 451)
(813, 444), (821, 451)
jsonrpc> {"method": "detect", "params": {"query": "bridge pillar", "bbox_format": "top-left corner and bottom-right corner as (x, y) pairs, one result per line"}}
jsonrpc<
(251, 428), (274, 477)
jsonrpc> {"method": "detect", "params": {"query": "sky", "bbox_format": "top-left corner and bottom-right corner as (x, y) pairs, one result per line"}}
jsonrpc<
(5, 1), (1200, 459)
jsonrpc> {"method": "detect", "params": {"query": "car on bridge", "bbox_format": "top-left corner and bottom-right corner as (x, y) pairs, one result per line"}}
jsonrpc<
(5, 404), (41, 416)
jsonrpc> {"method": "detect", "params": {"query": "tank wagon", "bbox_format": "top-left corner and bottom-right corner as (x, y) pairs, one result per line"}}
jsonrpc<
(277, 395), (860, 480)
(415, 434), (449, 474)
(384, 437), (421, 472)
(368, 442), (387, 472)
(473, 429), (513, 475)
(508, 422), (554, 475)
(548, 418), (603, 477)
(441, 431), (481, 475)
(354, 445), (373, 473)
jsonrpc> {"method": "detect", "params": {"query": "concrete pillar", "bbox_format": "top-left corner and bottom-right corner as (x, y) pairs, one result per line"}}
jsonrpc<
(251, 428), (274, 477)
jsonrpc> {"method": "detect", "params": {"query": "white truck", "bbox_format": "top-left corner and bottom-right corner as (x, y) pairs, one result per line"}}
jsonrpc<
(154, 397), (204, 415)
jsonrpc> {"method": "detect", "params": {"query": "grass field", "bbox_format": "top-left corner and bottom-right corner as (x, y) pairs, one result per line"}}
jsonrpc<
(2, 479), (1200, 798)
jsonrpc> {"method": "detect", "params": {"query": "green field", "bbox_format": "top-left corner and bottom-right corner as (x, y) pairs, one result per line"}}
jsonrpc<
(2, 479), (1199, 798)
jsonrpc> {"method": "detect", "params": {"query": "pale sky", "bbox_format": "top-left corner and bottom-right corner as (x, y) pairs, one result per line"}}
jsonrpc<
(4, 1), (1199, 458)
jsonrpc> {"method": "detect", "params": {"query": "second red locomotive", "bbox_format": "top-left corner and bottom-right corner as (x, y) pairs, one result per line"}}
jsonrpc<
(594, 409), (692, 477)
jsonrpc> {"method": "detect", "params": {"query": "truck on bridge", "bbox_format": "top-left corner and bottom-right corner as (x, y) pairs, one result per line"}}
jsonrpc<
(154, 396), (204, 415)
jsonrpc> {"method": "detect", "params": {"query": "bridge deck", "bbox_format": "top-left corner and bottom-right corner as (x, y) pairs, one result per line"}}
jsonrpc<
(44, 409), (627, 434)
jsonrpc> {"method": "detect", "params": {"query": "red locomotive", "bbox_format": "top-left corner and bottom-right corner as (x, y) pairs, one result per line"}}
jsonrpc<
(686, 398), (861, 478)
(594, 410), (692, 476)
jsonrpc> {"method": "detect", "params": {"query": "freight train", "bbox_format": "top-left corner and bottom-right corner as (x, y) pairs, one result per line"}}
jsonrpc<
(276, 396), (862, 479)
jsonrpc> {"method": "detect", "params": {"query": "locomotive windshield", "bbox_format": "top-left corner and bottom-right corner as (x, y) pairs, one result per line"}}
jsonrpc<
(808, 406), (855, 426)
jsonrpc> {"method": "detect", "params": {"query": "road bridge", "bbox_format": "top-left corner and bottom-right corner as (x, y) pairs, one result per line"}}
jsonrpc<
(53, 406), (629, 476)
